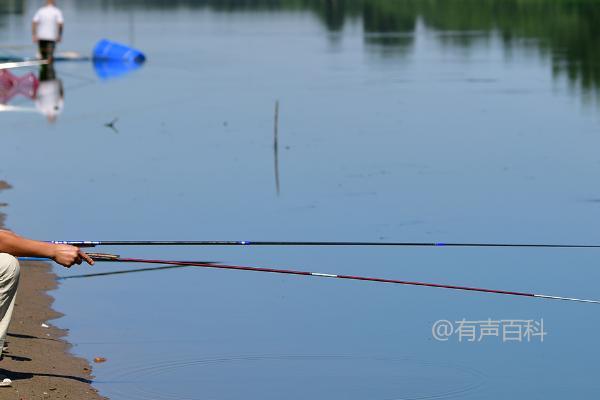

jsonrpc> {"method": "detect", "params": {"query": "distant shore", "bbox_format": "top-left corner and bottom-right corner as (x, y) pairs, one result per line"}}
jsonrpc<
(0, 181), (104, 400)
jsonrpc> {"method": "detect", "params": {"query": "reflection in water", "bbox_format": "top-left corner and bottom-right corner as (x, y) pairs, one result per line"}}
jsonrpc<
(0, 181), (9, 229)
(0, 69), (37, 106)
(274, 100), (280, 196)
(0, 56), (143, 121)
(68, 0), (600, 103)
(0, 64), (63, 121)
(0, 59), (144, 123)
(92, 58), (143, 80)
(58, 264), (192, 280)
(4, 0), (600, 102)
(36, 63), (64, 123)
(0, 1), (23, 13)
(2, 2), (600, 398)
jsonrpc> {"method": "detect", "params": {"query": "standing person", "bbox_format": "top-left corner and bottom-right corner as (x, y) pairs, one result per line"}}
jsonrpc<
(0, 230), (93, 387)
(31, 0), (64, 63)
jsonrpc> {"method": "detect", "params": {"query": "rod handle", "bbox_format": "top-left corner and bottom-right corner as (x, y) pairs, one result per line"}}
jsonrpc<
(87, 253), (120, 261)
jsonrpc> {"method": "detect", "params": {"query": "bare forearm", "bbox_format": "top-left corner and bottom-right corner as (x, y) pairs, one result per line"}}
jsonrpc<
(32, 22), (37, 38)
(0, 231), (93, 267)
(0, 230), (55, 258)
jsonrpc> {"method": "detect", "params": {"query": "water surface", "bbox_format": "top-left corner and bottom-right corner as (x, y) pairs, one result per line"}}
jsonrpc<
(2, 1), (600, 399)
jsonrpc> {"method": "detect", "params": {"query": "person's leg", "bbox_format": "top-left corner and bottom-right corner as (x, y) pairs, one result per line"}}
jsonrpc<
(38, 40), (56, 62)
(47, 40), (56, 63)
(0, 254), (20, 387)
(38, 40), (48, 60)
(39, 62), (57, 82)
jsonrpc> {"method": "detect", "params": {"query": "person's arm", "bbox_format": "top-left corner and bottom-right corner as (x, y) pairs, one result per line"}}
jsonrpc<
(0, 230), (93, 268)
(32, 11), (40, 42)
(32, 21), (38, 42)
(56, 10), (64, 43)
(57, 23), (63, 43)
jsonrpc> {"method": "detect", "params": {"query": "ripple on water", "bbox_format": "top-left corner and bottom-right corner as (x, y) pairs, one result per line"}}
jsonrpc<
(96, 355), (486, 400)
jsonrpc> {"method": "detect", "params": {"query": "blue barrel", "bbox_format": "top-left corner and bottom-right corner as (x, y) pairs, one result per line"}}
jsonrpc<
(93, 39), (146, 64)
(93, 59), (144, 80)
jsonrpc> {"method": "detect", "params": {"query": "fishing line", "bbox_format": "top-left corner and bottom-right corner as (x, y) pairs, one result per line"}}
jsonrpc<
(84, 253), (600, 304)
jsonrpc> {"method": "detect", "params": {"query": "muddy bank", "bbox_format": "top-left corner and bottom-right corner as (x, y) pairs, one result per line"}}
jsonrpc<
(0, 181), (105, 400)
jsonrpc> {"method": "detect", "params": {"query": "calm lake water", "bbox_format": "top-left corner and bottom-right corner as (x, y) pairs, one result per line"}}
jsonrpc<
(2, 0), (600, 398)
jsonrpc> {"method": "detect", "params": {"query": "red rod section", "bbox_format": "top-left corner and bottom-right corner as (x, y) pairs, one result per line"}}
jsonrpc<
(114, 257), (535, 299)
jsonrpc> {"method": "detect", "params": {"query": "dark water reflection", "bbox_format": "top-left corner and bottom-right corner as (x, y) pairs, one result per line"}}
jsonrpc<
(60, 0), (600, 102)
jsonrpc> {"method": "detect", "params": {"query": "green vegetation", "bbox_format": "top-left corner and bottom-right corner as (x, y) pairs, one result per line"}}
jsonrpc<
(304, 0), (599, 97)
(5, 0), (599, 98)
(318, 0), (600, 99)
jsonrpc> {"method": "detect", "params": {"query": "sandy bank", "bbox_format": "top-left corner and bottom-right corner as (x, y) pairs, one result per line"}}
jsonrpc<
(0, 181), (105, 399)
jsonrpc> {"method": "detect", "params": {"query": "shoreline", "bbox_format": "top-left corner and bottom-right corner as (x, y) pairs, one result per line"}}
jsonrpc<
(0, 181), (105, 399)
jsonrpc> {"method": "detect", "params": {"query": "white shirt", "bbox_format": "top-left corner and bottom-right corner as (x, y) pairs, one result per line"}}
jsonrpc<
(32, 5), (64, 41)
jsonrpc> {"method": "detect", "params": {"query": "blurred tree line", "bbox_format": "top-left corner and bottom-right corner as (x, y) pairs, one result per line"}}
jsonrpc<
(3, 0), (598, 97)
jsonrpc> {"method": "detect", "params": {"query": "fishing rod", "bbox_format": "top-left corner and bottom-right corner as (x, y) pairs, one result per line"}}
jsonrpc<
(53, 240), (600, 249)
(84, 253), (600, 305)
(0, 104), (38, 113)
(0, 59), (48, 70)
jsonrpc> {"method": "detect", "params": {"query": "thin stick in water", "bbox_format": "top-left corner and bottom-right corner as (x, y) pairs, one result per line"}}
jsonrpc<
(274, 100), (280, 196)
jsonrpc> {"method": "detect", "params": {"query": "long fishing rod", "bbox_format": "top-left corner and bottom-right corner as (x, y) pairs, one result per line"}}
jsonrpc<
(0, 104), (38, 113)
(85, 253), (600, 304)
(0, 59), (48, 70)
(54, 240), (600, 249)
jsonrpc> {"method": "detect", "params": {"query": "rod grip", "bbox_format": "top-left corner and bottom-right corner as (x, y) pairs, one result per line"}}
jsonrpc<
(87, 253), (120, 261)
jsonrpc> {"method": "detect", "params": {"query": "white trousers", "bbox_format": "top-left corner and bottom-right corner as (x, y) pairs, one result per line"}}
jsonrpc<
(0, 254), (20, 352)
